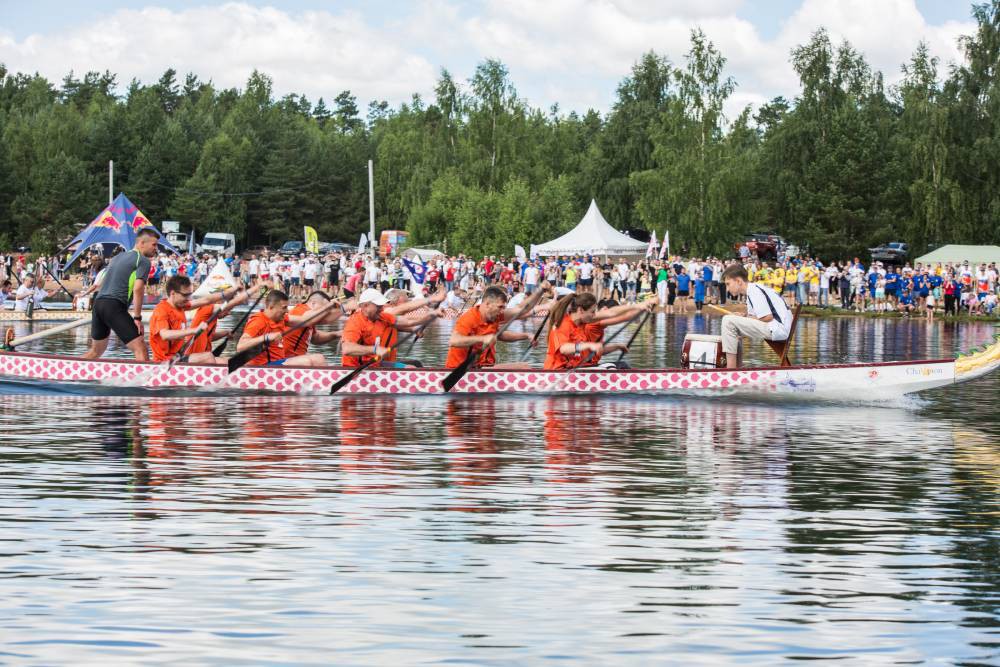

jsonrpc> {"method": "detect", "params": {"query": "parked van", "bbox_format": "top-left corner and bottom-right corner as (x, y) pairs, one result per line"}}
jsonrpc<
(201, 232), (237, 256)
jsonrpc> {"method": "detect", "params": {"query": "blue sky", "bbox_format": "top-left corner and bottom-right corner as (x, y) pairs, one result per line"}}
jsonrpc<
(0, 1), (976, 116)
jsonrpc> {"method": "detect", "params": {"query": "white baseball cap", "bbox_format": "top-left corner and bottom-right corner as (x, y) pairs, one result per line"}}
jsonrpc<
(358, 288), (388, 306)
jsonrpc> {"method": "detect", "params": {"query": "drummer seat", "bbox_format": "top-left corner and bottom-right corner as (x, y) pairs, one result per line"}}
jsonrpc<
(765, 304), (801, 367)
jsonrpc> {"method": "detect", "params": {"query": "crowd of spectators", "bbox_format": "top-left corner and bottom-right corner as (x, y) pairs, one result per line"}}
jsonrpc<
(2, 246), (997, 320)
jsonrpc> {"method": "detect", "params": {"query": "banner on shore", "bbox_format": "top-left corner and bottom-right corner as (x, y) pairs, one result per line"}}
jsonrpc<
(304, 226), (319, 254)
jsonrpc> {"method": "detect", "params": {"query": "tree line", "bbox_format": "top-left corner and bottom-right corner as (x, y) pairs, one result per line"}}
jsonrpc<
(1, 2), (999, 260)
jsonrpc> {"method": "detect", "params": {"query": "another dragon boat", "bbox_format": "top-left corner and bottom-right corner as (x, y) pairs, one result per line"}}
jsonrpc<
(0, 330), (996, 398)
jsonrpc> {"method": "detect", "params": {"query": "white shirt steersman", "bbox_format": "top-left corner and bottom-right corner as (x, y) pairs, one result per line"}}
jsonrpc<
(746, 283), (792, 341)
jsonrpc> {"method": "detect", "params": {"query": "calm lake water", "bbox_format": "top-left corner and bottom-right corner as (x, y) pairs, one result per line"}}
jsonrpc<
(1, 313), (998, 664)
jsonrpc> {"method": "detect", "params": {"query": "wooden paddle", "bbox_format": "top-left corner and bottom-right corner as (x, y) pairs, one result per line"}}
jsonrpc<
(441, 285), (548, 393)
(212, 287), (268, 357)
(2, 317), (90, 350)
(706, 303), (742, 316)
(227, 299), (337, 373)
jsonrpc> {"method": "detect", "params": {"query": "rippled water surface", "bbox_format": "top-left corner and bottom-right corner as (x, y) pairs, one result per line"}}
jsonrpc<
(1, 314), (998, 664)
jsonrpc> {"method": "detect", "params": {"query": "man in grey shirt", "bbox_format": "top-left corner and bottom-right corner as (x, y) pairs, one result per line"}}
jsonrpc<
(83, 228), (161, 361)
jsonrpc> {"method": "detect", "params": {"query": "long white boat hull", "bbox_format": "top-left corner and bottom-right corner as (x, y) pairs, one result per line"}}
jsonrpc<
(0, 347), (994, 398)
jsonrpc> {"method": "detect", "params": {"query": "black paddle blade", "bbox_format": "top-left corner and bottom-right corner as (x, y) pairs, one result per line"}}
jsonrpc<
(329, 360), (374, 394)
(212, 335), (231, 357)
(227, 343), (263, 373)
(441, 351), (477, 393)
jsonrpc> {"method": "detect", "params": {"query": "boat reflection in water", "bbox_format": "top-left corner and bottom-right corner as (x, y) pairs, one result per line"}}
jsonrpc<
(3, 392), (1000, 662)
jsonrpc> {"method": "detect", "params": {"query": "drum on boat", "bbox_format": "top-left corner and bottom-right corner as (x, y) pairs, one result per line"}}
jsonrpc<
(681, 333), (738, 369)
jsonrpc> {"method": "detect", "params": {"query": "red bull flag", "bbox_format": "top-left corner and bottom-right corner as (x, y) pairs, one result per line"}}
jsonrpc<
(62, 193), (179, 266)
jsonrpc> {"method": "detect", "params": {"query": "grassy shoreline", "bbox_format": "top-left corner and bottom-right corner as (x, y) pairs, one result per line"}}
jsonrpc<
(795, 304), (1000, 323)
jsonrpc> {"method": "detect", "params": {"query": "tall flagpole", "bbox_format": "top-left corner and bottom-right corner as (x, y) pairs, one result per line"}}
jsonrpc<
(109, 160), (114, 204)
(368, 159), (375, 256)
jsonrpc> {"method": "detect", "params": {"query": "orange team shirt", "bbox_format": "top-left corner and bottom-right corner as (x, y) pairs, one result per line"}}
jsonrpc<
(584, 322), (606, 364)
(445, 306), (504, 369)
(283, 303), (316, 358)
(242, 312), (289, 365)
(186, 304), (218, 355)
(544, 314), (590, 370)
(340, 310), (399, 367)
(149, 300), (189, 362)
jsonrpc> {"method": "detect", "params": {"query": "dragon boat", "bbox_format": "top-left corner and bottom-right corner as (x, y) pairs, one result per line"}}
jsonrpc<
(0, 330), (996, 398)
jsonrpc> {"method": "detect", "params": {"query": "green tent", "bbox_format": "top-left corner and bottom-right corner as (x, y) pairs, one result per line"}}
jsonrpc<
(914, 244), (1000, 266)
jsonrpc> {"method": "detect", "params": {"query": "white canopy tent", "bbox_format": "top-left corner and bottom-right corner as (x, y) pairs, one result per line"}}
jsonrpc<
(532, 200), (648, 257)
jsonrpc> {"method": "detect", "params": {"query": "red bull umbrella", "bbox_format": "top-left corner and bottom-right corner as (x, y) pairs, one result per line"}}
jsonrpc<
(62, 193), (180, 266)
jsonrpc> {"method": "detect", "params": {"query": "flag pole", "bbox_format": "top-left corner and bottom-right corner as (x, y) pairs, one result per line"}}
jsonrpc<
(368, 160), (375, 256)
(109, 160), (114, 204)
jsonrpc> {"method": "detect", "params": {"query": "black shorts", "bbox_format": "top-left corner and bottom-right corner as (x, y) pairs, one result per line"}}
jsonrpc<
(304, 278), (314, 287)
(678, 290), (689, 297)
(92, 298), (141, 344)
(579, 277), (593, 286)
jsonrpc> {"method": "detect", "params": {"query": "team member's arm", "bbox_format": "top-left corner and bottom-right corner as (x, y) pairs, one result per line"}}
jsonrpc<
(157, 322), (208, 341)
(237, 325), (283, 352)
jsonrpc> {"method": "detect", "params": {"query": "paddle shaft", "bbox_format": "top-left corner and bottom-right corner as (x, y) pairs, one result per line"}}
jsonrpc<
(5, 317), (90, 348)
(618, 310), (651, 361)
(213, 288), (268, 357)
(169, 307), (227, 367)
(442, 286), (548, 392)
(42, 262), (75, 301)
(330, 334), (410, 394)
(228, 299), (337, 373)
(519, 311), (550, 362)
(400, 300), (445, 355)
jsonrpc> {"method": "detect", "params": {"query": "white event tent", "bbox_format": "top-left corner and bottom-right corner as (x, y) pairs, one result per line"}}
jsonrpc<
(532, 200), (648, 257)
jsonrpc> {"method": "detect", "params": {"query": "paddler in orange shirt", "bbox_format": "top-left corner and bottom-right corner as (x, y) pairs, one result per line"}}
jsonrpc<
(149, 275), (248, 364)
(236, 290), (326, 367)
(445, 284), (548, 370)
(584, 298), (654, 367)
(544, 292), (603, 370)
(186, 282), (262, 357)
(340, 288), (439, 368)
(283, 290), (346, 359)
(544, 292), (654, 370)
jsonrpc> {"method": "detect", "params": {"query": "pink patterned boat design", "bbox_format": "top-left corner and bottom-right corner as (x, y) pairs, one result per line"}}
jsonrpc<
(0, 331), (997, 398)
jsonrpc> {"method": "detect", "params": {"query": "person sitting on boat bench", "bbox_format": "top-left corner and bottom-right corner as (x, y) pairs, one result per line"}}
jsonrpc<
(340, 288), (439, 368)
(149, 275), (249, 364)
(14, 274), (55, 312)
(237, 290), (327, 367)
(720, 264), (792, 369)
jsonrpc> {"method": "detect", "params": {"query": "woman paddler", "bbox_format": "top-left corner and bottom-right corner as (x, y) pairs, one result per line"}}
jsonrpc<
(544, 294), (654, 370)
(544, 293), (603, 370)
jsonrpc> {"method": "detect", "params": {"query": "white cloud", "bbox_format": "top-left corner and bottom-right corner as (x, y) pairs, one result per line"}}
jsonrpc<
(0, 0), (978, 121)
(0, 2), (438, 106)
